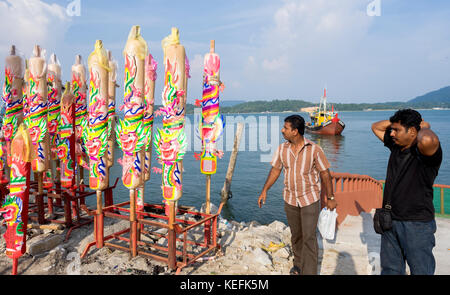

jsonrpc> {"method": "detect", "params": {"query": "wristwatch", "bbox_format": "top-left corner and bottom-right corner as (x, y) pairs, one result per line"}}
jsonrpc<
(327, 195), (335, 200)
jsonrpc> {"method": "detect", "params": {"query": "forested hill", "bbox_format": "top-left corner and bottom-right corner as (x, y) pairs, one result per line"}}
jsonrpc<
(204, 85), (450, 113)
(408, 86), (450, 106)
(148, 85), (450, 115)
(213, 100), (445, 114)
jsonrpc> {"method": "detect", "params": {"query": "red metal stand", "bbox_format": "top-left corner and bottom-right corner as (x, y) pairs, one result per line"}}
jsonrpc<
(81, 201), (224, 274)
(27, 178), (119, 241)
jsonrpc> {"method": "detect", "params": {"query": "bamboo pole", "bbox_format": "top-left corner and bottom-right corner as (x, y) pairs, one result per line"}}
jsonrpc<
(84, 40), (111, 249)
(159, 27), (187, 270)
(27, 45), (49, 224)
(198, 39), (223, 213)
(72, 54), (88, 206)
(129, 188), (137, 257)
(221, 122), (244, 203)
(96, 190), (103, 248)
(119, 26), (148, 257)
(206, 175), (211, 214)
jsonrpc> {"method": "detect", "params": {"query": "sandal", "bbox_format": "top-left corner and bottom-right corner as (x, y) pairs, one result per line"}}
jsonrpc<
(289, 266), (301, 275)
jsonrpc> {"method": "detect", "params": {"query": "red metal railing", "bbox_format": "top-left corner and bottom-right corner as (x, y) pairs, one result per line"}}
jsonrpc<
(321, 172), (384, 225)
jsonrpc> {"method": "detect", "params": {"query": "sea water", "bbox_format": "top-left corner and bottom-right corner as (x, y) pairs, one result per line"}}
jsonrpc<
(83, 109), (450, 225)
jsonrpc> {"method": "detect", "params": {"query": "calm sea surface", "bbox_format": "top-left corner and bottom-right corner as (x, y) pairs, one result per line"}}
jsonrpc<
(84, 109), (450, 225)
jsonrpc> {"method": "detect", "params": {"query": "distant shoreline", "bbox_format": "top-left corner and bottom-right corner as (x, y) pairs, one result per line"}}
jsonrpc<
(185, 108), (450, 116)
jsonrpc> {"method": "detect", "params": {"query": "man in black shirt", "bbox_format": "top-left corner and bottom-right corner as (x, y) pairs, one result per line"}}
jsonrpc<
(372, 109), (442, 275)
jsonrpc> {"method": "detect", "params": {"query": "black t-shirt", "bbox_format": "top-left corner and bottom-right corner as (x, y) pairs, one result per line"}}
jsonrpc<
(383, 129), (442, 221)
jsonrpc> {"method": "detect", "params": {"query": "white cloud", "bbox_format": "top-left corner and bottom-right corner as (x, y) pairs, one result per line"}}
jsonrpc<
(260, 0), (372, 65)
(0, 0), (71, 58)
(261, 55), (288, 72)
(189, 54), (204, 78)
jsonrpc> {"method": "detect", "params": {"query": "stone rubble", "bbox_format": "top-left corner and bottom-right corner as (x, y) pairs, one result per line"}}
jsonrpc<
(3, 204), (450, 275)
(0, 207), (386, 276)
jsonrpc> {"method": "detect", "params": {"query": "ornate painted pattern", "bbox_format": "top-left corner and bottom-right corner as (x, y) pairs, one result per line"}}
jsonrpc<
(57, 88), (76, 188)
(116, 54), (146, 189)
(153, 127), (186, 201)
(26, 71), (48, 172)
(0, 125), (31, 259)
(0, 137), (7, 184)
(195, 52), (224, 174)
(154, 28), (188, 201)
(83, 41), (110, 190)
(143, 53), (157, 180)
(71, 72), (89, 172)
(2, 67), (24, 167)
(47, 73), (61, 160)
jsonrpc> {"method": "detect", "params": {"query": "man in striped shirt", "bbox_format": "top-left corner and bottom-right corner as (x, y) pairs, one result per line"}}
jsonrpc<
(258, 115), (337, 275)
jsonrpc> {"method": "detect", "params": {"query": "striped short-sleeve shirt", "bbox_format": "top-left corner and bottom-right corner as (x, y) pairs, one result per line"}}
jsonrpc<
(271, 139), (330, 207)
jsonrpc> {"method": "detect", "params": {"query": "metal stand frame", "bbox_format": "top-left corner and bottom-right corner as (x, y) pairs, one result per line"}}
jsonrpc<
(81, 201), (223, 274)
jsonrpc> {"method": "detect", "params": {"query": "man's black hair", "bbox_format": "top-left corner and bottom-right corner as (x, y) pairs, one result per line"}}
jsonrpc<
(389, 109), (422, 132)
(285, 115), (305, 136)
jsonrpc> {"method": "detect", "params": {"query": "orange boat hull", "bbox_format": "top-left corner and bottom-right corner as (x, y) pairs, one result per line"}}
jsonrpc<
(305, 120), (345, 135)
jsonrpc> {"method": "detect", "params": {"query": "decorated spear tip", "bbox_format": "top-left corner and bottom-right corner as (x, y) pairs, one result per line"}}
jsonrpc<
(161, 27), (180, 51)
(10, 45), (16, 55)
(171, 27), (179, 37)
(89, 40), (110, 71)
(95, 40), (104, 50)
(75, 54), (82, 65)
(33, 45), (42, 57)
(124, 25), (148, 60)
(50, 53), (57, 64)
(129, 25), (141, 38)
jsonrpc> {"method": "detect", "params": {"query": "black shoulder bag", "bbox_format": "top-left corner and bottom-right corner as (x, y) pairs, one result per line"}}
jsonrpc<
(373, 151), (413, 234)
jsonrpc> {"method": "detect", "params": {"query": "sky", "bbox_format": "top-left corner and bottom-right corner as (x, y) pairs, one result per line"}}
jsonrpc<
(0, 0), (450, 105)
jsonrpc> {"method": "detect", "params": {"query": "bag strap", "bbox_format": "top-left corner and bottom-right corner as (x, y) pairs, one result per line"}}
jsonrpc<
(384, 150), (414, 210)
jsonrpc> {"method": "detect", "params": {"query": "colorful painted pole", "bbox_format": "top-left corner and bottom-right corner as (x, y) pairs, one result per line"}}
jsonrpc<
(138, 49), (157, 232)
(0, 124), (32, 275)
(157, 27), (188, 269)
(104, 50), (118, 208)
(23, 59), (29, 121)
(26, 45), (49, 224)
(0, 133), (7, 185)
(26, 45), (49, 173)
(2, 45), (24, 168)
(58, 84), (76, 188)
(116, 25), (147, 257)
(82, 40), (111, 248)
(57, 84), (77, 224)
(46, 54), (62, 212)
(143, 54), (157, 182)
(195, 40), (224, 214)
(106, 50), (117, 172)
(72, 55), (89, 189)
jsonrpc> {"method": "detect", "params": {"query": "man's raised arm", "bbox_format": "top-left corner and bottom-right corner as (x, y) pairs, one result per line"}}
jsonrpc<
(418, 122), (440, 156)
(371, 120), (391, 142)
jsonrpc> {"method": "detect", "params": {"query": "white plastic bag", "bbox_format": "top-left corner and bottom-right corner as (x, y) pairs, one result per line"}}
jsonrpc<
(318, 208), (338, 240)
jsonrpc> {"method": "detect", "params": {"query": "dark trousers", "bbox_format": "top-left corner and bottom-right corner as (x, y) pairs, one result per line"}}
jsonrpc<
(381, 219), (436, 275)
(284, 201), (320, 275)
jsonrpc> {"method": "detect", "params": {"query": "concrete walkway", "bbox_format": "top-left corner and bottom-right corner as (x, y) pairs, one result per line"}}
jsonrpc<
(319, 210), (450, 275)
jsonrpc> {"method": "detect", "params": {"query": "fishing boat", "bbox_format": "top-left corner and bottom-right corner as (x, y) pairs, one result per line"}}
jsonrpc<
(305, 89), (345, 135)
